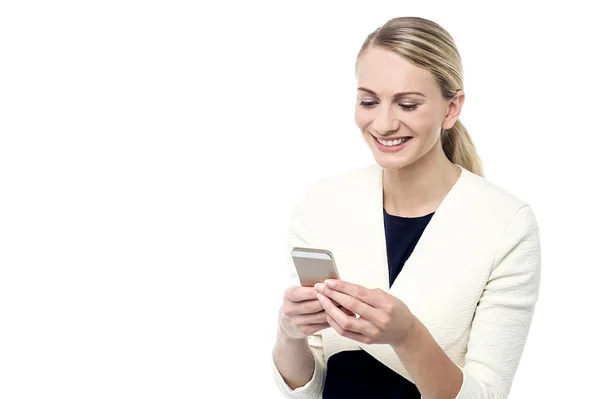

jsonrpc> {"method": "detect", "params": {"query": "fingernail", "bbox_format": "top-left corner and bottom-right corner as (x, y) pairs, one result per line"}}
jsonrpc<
(314, 283), (324, 291)
(316, 293), (324, 302)
(325, 279), (334, 287)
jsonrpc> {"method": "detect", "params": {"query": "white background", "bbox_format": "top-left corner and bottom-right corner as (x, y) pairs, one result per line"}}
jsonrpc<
(1, 1), (598, 398)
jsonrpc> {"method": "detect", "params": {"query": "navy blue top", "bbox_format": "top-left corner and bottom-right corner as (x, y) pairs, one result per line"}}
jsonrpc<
(322, 208), (434, 398)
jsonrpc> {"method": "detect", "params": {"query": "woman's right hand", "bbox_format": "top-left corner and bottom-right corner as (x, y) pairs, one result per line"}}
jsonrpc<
(278, 286), (330, 340)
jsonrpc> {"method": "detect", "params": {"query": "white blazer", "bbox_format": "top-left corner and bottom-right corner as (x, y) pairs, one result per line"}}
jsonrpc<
(272, 164), (541, 399)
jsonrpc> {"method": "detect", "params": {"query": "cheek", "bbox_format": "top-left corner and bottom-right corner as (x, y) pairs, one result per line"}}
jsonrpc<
(407, 109), (442, 138)
(354, 106), (370, 130)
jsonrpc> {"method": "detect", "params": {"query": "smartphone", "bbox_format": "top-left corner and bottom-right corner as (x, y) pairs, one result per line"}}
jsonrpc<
(291, 247), (340, 287)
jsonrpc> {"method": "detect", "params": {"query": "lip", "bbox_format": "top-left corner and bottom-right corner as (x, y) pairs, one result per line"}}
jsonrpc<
(372, 134), (412, 153)
(372, 134), (411, 141)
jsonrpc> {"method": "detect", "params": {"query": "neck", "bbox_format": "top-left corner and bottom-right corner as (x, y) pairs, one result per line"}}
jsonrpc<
(383, 143), (461, 217)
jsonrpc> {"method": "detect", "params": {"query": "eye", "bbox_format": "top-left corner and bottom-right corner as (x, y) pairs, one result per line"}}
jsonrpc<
(399, 103), (419, 111)
(359, 100), (378, 108)
(359, 100), (420, 111)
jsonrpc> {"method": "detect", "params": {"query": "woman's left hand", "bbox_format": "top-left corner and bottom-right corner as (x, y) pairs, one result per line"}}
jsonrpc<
(314, 279), (415, 347)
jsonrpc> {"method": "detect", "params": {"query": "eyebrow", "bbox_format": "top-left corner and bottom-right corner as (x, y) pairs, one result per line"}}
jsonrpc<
(357, 87), (426, 98)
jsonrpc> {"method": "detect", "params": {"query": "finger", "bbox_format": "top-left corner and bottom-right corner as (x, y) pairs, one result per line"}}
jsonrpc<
(286, 286), (318, 302)
(316, 284), (375, 321)
(342, 307), (357, 317)
(315, 285), (358, 314)
(301, 299), (349, 314)
(293, 299), (323, 315)
(325, 313), (373, 345)
(330, 298), (343, 307)
(327, 296), (357, 316)
(317, 293), (370, 335)
(323, 279), (383, 308)
(298, 322), (330, 336)
(291, 310), (328, 326)
(282, 299), (323, 319)
(330, 299), (354, 315)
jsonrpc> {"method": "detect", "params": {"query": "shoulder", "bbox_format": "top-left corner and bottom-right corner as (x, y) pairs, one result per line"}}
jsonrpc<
(459, 167), (533, 216)
(458, 168), (540, 253)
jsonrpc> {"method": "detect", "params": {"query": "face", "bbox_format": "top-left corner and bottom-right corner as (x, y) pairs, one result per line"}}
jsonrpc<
(355, 46), (463, 170)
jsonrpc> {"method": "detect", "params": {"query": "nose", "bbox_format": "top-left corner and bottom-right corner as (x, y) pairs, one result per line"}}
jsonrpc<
(372, 105), (400, 136)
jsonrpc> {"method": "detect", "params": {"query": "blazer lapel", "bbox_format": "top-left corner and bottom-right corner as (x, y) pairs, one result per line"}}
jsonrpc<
(348, 164), (389, 290)
(320, 165), (388, 359)
(349, 165), (467, 292)
(389, 166), (467, 294)
(357, 166), (469, 379)
(321, 164), (471, 378)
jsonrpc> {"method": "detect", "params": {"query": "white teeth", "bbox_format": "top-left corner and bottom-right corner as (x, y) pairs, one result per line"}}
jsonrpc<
(377, 137), (410, 146)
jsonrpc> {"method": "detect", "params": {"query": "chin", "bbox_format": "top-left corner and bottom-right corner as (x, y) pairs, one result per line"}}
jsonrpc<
(366, 142), (418, 170)
(372, 154), (416, 170)
(365, 134), (440, 171)
(363, 133), (422, 170)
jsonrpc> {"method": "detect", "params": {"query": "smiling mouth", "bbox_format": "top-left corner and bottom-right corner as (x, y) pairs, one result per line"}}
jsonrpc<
(373, 135), (413, 147)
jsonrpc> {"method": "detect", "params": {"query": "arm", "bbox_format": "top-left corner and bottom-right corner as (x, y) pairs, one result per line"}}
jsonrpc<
(315, 283), (462, 398)
(271, 197), (327, 398)
(452, 205), (541, 398)
(271, 327), (326, 397)
(393, 205), (541, 398)
(316, 205), (541, 399)
(391, 316), (463, 399)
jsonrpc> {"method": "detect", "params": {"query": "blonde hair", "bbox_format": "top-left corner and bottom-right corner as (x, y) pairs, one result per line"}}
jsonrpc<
(357, 17), (484, 176)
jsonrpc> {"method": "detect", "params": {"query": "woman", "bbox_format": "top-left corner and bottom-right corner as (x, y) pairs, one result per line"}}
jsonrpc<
(271, 16), (540, 399)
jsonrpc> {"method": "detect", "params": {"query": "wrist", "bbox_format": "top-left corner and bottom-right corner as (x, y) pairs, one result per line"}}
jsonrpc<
(277, 319), (308, 344)
(392, 313), (421, 354)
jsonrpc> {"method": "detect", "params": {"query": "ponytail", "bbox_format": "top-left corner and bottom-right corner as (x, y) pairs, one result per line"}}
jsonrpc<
(441, 119), (484, 176)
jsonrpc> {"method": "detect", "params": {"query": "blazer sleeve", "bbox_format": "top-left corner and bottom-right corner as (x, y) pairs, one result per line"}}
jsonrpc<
(456, 205), (542, 399)
(271, 194), (327, 399)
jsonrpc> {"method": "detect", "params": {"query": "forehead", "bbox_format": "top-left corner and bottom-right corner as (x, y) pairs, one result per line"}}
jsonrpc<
(356, 46), (438, 96)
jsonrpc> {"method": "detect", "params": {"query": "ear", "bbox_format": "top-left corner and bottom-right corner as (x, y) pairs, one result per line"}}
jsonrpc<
(442, 90), (465, 130)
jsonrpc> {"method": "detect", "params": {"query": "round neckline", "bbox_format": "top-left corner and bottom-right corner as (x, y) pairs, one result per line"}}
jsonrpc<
(383, 207), (435, 221)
